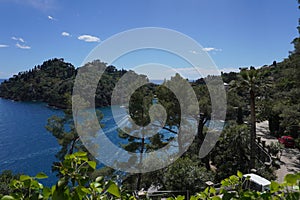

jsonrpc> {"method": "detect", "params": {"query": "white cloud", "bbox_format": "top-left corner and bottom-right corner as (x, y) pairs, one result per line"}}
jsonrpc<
(61, 32), (71, 37)
(134, 63), (223, 81)
(0, 44), (9, 48)
(12, 36), (25, 43)
(166, 66), (224, 79)
(219, 67), (240, 73)
(173, 67), (211, 78)
(48, 15), (57, 20)
(12, 36), (31, 49)
(78, 34), (100, 42)
(16, 43), (31, 49)
(189, 48), (222, 55)
(202, 47), (222, 52)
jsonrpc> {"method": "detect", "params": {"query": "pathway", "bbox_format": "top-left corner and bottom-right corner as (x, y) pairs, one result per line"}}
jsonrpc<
(256, 121), (300, 183)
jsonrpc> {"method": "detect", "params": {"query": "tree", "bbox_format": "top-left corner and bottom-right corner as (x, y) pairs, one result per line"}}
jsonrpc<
(46, 94), (103, 163)
(0, 170), (20, 196)
(118, 73), (206, 191)
(236, 67), (259, 170)
(0, 59), (128, 109)
(163, 157), (214, 194)
(156, 74), (199, 156)
(118, 84), (156, 191)
(188, 83), (211, 170)
(191, 171), (300, 200)
(210, 123), (250, 181)
(2, 156), (299, 199)
(0, 152), (125, 200)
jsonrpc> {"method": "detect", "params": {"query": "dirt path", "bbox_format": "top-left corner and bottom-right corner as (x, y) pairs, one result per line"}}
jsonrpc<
(256, 121), (300, 183)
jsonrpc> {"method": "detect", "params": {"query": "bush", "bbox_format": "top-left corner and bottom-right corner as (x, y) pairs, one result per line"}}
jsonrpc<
(0, 171), (20, 196)
(1, 153), (299, 200)
(0, 152), (128, 200)
(269, 141), (283, 156)
(170, 171), (300, 200)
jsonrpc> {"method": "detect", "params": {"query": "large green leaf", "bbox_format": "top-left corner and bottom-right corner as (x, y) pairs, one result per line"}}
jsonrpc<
(43, 187), (52, 199)
(35, 172), (48, 179)
(177, 195), (185, 200)
(270, 181), (280, 193)
(1, 195), (15, 200)
(106, 181), (121, 198)
(95, 176), (104, 183)
(80, 187), (91, 194)
(74, 151), (87, 157)
(237, 171), (243, 178)
(87, 161), (96, 169)
(20, 175), (31, 181)
(284, 174), (298, 185)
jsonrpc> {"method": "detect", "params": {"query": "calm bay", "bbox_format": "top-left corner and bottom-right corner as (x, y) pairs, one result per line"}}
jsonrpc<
(0, 79), (124, 185)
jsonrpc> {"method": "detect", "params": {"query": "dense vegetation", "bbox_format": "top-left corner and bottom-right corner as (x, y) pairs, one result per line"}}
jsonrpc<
(1, 43), (299, 197)
(0, 58), (128, 109)
(0, 152), (299, 200)
(0, 1), (299, 199)
(1, 37), (299, 198)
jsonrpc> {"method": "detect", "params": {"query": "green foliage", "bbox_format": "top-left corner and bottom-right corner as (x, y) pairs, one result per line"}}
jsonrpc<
(169, 171), (300, 200)
(224, 12), (300, 138)
(0, 59), (128, 109)
(0, 171), (20, 196)
(265, 57), (300, 136)
(163, 157), (214, 194)
(1, 155), (299, 200)
(119, 73), (206, 190)
(117, 82), (159, 190)
(211, 124), (250, 181)
(0, 152), (129, 200)
(0, 58), (75, 108)
(8, 173), (48, 200)
(221, 71), (238, 84)
(268, 142), (283, 156)
(253, 5), (300, 137)
(45, 95), (103, 161)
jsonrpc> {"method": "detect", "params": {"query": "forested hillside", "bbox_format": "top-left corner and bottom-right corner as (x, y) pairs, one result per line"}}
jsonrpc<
(0, 58), (128, 109)
(257, 52), (300, 138)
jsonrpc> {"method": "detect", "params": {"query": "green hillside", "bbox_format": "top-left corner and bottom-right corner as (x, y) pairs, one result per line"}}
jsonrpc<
(0, 58), (128, 109)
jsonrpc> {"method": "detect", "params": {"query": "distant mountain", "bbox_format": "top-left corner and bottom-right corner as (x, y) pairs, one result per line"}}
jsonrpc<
(0, 58), (131, 109)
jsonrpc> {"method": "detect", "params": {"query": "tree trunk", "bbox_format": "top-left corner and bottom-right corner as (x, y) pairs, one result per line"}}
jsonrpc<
(250, 88), (256, 170)
(236, 106), (244, 125)
(136, 136), (145, 191)
(136, 173), (142, 191)
(197, 116), (211, 170)
(269, 114), (280, 135)
(69, 136), (79, 154)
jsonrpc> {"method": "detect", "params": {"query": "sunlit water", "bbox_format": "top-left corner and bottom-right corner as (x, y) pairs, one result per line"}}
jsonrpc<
(0, 79), (224, 186)
(0, 79), (126, 185)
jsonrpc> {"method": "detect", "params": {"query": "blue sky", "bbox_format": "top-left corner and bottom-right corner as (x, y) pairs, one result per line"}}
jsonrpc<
(0, 0), (299, 79)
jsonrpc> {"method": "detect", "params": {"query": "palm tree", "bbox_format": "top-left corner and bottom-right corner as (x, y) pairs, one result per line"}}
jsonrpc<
(239, 66), (258, 170)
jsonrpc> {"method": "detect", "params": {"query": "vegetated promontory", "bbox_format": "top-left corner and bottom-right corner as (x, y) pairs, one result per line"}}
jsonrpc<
(0, 50), (299, 138)
(0, 58), (135, 109)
